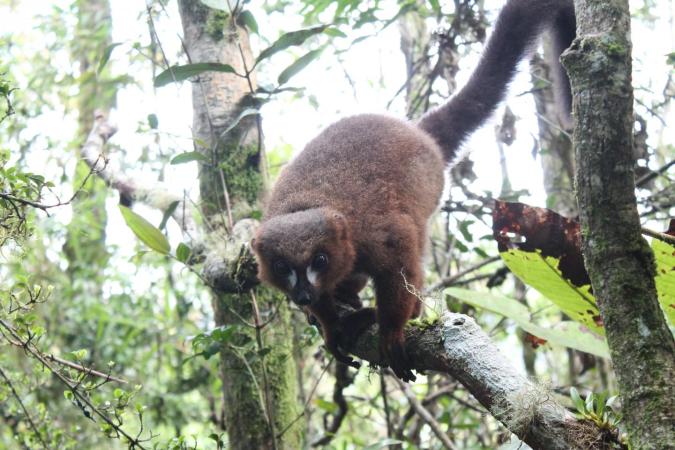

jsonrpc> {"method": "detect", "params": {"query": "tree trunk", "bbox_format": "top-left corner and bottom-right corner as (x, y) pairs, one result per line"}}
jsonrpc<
(63, 0), (115, 283)
(177, 3), (301, 449)
(561, 1), (675, 448)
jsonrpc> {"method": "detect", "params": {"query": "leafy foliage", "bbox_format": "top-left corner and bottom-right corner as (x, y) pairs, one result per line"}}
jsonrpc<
(446, 287), (609, 357)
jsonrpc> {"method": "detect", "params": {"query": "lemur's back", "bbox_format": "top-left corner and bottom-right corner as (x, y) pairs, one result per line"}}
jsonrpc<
(265, 114), (445, 229)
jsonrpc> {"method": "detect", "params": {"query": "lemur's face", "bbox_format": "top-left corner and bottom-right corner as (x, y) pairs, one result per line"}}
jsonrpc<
(252, 209), (355, 307)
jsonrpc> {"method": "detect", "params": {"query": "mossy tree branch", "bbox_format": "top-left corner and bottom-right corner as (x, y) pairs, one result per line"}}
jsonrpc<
(343, 311), (616, 450)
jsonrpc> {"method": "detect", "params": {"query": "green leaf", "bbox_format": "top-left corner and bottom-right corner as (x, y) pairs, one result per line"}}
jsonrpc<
(158, 201), (179, 231)
(154, 63), (237, 88)
(585, 392), (594, 412)
(667, 52), (675, 67)
(428, 0), (441, 14)
(324, 28), (347, 38)
(315, 398), (337, 414)
(500, 248), (603, 333)
(277, 48), (325, 86)
(458, 219), (474, 243)
(176, 243), (191, 263)
(147, 113), (158, 129)
(652, 239), (675, 326)
(221, 108), (259, 137)
(256, 25), (328, 65)
(119, 205), (170, 254)
(595, 391), (607, 417)
(570, 387), (585, 413)
(69, 349), (88, 360)
(170, 151), (208, 165)
(98, 42), (121, 74)
(238, 10), (258, 34)
(445, 287), (609, 357)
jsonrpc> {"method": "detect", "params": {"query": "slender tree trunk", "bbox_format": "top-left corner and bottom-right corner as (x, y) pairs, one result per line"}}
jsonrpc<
(63, 0), (115, 282)
(530, 48), (576, 218)
(177, 3), (300, 449)
(530, 46), (588, 387)
(562, 1), (675, 448)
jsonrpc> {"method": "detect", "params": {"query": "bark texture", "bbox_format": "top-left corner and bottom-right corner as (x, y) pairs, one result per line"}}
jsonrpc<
(178, 3), (301, 449)
(346, 312), (610, 450)
(561, 1), (675, 448)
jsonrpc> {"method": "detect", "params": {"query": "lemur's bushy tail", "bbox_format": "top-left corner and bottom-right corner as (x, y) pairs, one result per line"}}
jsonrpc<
(418, 0), (576, 162)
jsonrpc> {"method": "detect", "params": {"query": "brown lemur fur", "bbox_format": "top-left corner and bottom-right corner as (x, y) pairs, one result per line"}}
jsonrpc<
(252, 0), (576, 381)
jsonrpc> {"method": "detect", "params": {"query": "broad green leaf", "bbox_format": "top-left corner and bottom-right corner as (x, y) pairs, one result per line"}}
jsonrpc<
(158, 201), (179, 231)
(652, 239), (675, 326)
(170, 151), (208, 165)
(500, 249), (603, 333)
(221, 108), (259, 137)
(147, 113), (158, 129)
(315, 398), (338, 414)
(570, 387), (585, 412)
(256, 25), (327, 65)
(585, 392), (594, 412)
(428, 0), (441, 15)
(154, 63), (237, 87)
(98, 42), (121, 74)
(238, 10), (258, 34)
(445, 287), (609, 358)
(119, 206), (170, 254)
(176, 243), (190, 263)
(277, 47), (324, 85)
(324, 28), (347, 38)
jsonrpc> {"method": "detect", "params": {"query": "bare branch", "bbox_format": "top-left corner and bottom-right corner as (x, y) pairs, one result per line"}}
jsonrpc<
(392, 372), (459, 450)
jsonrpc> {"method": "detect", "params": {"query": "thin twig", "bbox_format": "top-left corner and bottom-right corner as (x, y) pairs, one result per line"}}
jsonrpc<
(0, 319), (147, 449)
(0, 366), (50, 449)
(391, 373), (459, 450)
(426, 255), (500, 292)
(641, 227), (675, 246)
(380, 370), (394, 439)
(276, 358), (333, 439)
(45, 354), (127, 384)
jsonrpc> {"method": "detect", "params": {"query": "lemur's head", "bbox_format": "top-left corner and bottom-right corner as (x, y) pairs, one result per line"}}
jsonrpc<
(251, 208), (355, 307)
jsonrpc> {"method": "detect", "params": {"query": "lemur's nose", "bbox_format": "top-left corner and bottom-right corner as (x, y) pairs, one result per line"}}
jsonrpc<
(293, 290), (312, 306)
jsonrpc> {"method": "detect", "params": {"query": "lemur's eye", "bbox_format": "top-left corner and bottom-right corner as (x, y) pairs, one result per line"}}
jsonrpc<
(311, 253), (329, 271)
(273, 261), (291, 277)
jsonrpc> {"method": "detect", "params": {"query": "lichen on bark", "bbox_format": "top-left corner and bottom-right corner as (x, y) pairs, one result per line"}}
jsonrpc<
(178, 1), (301, 449)
(561, 0), (675, 448)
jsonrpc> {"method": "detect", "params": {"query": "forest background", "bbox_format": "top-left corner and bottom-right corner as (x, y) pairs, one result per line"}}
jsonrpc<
(0, 0), (673, 449)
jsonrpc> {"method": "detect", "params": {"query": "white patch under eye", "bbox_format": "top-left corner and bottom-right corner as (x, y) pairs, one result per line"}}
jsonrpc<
(306, 267), (319, 286)
(287, 270), (297, 288)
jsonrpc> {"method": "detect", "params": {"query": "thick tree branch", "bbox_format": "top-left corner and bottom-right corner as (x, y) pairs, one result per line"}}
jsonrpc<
(185, 217), (614, 449)
(343, 312), (615, 450)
